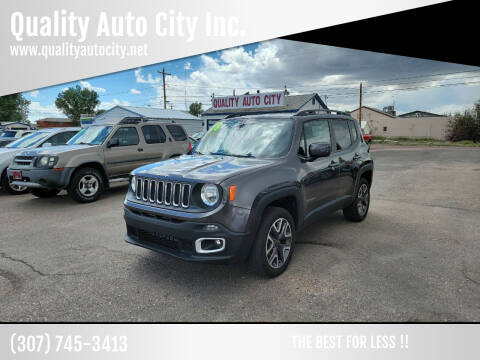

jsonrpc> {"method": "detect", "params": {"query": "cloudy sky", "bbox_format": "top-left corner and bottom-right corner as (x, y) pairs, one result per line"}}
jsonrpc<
(23, 39), (480, 122)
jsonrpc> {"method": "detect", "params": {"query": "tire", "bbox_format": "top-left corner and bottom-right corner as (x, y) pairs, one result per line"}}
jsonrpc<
(343, 177), (370, 222)
(249, 206), (296, 277)
(31, 188), (60, 198)
(68, 167), (104, 203)
(1, 172), (29, 195)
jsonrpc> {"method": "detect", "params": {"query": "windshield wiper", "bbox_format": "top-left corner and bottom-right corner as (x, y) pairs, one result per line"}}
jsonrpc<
(77, 142), (93, 145)
(210, 151), (229, 156)
(210, 151), (255, 158)
(231, 153), (255, 158)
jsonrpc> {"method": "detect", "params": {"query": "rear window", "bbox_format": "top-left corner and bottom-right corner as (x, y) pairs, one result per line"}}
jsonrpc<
(166, 125), (187, 141)
(332, 120), (352, 150)
(349, 120), (359, 143)
(142, 125), (166, 144)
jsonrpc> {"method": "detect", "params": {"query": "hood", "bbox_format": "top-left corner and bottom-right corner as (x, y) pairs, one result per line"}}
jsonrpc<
(134, 154), (276, 183)
(0, 147), (22, 161)
(18, 144), (98, 157)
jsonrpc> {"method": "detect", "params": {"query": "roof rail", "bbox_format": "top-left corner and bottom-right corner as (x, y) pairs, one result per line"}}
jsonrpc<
(118, 116), (144, 124)
(295, 109), (350, 117)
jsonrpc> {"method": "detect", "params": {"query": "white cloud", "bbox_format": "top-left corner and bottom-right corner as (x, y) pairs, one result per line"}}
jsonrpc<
(80, 80), (106, 94)
(130, 88), (141, 94)
(131, 39), (480, 113)
(134, 68), (161, 84)
(29, 90), (39, 98)
(28, 101), (63, 122)
(184, 62), (191, 70)
(99, 98), (130, 110)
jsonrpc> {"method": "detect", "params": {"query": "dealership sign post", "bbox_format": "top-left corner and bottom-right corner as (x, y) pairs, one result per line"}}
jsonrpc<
(212, 91), (285, 110)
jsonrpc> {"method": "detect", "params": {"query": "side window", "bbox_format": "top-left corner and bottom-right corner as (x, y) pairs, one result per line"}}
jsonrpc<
(110, 127), (139, 146)
(142, 125), (166, 144)
(166, 125), (187, 141)
(47, 132), (76, 145)
(303, 119), (331, 157)
(349, 120), (359, 143)
(332, 120), (352, 151)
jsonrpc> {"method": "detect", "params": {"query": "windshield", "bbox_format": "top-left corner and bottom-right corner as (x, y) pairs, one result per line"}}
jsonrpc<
(6, 132), (49, 148)
(196, 118), (294, 158)
(68, 126), (113, 145)
(1, 130), (16, 138)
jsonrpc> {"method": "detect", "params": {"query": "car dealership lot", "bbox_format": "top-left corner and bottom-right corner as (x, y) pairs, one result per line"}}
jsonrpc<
(0, 146), (479, 322)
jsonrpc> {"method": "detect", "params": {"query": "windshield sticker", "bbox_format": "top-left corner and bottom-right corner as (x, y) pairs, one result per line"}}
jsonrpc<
(211, 122), (223, 131)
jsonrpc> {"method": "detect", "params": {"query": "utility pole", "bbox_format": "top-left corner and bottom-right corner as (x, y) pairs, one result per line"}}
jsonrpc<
(158, 68), (171, 109)
(359, 82), (363, 125)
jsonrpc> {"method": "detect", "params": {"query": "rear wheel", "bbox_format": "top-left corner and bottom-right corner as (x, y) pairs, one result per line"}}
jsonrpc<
(343, 178), (370, 222)
(249, 206), (296, 277)
(32, 189), (60, 198)
(68, 167), (104, 203)
(1, 172), (29, 195)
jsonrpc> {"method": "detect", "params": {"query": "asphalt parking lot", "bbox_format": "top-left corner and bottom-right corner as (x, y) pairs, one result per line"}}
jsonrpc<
(0, 145), (479, 322)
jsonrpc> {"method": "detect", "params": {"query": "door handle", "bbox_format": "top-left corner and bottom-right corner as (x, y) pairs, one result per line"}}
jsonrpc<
(137, 148), (144, 152)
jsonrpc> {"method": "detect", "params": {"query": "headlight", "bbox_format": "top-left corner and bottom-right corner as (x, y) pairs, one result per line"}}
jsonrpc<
(131, 176), (136, 192)
(36, 155), (58, 168)
(200, 184), (219, 206)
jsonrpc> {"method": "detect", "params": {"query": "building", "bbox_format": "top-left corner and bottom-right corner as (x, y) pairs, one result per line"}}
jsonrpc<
(201, 92), (328, 130)
(350, 106), (450, 140)
(91, 105), (202, 135)
(398, 110), (444, 118)
(0, 121), (32, 131)
(36, 118), (73, 128)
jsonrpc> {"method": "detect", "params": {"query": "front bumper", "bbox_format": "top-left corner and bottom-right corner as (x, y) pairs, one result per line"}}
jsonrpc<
(7, 167), (74, 189)
(124, 201), (253, 263)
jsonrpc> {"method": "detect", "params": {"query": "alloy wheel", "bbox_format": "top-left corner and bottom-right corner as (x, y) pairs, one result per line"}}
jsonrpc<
(357, 183), (369, 216)
(78, 175), (99, 197)
(265, 218), (292, 269)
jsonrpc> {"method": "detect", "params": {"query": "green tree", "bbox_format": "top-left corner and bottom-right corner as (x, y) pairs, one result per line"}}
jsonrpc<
(0, 93), (30, 123)
(446, 99), (480, 142)
(189, 102), (203, 117)
(55, 85), (100, 126)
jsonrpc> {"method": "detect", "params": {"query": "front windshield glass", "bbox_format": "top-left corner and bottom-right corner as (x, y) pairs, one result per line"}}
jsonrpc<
(68, 126), (113, 145)
(6, 132), (49, 149)
(196, 118), (294, 158)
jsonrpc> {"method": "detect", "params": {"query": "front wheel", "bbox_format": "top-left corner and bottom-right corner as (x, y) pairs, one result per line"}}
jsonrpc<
(2, 173), (29, 195)
(249, 206), (296, 277)
(343, 178), (370, 222)
(68, 167), (104, 203)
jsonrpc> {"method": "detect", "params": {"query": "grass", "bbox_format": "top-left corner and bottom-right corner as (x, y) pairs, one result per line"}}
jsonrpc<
(371, 136), (480, 147)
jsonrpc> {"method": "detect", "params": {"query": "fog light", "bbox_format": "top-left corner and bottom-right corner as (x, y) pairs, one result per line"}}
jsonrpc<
(195, 238), (225, 254)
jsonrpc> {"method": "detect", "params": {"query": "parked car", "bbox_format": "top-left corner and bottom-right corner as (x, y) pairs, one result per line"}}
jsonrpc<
(0, 129), (34, 147)
(1, 127), (79, 194)
(361, 128), (373, 144)
(123, 110), (374, 277)
(8, 119), (190, 203)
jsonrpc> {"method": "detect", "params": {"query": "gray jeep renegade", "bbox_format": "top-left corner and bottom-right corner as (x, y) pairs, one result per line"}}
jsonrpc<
(124, 110), (373, 277)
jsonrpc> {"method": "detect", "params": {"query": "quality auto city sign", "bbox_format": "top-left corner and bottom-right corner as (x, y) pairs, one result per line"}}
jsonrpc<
(212, 91), (285, 110)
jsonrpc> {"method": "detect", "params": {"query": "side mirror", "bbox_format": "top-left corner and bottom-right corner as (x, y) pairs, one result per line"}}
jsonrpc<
(309, 142), (331, 158)
(42, 142), (52, 147)
(107, 138), (119, 148)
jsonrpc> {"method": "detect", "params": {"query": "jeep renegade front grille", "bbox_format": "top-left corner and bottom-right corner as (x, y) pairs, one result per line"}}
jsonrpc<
(135, 178), (191, 208)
